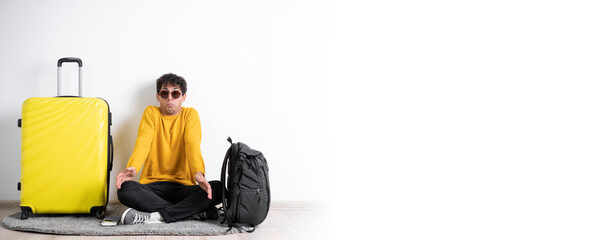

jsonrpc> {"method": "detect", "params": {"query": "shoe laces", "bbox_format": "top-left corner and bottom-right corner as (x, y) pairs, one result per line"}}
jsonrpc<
(195, 212), (207, 220)
(131, 212), (150, 224)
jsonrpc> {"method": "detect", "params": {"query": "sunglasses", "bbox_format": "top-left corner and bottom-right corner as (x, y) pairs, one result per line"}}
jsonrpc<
(159, 90), (183, 99)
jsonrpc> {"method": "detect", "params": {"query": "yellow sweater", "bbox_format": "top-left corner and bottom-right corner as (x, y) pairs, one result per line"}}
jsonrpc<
(127, 106), (205, 186)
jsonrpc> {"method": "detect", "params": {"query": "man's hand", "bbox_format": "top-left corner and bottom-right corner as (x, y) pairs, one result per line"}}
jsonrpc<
(116, 167), (137, 189)
(195, 172), (212, 199)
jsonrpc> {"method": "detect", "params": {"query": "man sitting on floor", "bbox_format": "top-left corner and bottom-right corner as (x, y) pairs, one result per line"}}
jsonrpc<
(115, 73), (222, 224)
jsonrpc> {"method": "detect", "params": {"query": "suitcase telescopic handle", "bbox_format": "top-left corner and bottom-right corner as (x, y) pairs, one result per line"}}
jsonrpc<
(57, 57), (83, 97)
(57, 57), (82, 67)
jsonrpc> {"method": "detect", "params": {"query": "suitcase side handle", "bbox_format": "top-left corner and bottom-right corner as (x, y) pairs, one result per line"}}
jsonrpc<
(57, 57), (83, 97)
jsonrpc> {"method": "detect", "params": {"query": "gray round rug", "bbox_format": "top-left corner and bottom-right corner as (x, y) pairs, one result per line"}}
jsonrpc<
(1, 204), (240, 236)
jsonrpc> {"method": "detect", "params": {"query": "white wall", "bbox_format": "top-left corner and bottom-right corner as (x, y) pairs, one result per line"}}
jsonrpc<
(0, 0), (330, 202)
(324, 1), (593, 239)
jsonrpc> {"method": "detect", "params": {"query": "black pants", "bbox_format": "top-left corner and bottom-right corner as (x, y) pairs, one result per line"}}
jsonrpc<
(117, 180), (223, 223)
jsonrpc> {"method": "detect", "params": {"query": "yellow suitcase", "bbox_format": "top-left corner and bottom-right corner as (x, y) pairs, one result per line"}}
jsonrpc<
(18, 58), (113, 219)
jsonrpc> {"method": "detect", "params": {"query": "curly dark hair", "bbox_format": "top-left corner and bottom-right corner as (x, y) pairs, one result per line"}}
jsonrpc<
(156, 73), (187, 94)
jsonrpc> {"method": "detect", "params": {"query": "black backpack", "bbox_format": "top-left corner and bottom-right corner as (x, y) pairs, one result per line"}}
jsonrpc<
(221, 137), (271, 232)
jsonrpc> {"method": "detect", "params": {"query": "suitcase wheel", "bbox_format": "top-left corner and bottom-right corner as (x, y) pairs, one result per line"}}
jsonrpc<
(20, 207), (32, 220)
(96, 210), (104, 219)
(91, 206), (105, 219)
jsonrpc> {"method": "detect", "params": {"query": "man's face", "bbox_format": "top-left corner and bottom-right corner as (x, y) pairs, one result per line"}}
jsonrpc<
(157, 84), (186, 116)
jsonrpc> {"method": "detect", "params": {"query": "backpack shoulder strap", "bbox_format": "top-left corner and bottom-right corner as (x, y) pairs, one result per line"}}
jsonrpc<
(221, 138), (233, 226)
(233, 223), (256, 232)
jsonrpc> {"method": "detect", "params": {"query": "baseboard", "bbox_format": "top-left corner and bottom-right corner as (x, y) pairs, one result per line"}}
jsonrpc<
(269, 201), (328, 209)
(1, 200), (328, 210)
(0, 200), (19, 207)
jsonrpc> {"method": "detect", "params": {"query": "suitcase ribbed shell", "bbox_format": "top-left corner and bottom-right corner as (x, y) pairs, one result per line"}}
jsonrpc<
(20, 97), (109, 214)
